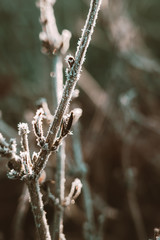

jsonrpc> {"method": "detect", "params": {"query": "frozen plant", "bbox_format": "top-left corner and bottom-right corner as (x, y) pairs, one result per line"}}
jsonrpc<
(0, 0), (102, 240)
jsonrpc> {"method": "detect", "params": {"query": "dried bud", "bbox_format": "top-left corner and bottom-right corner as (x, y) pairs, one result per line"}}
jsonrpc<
(32, 108), (45, 140)
(18, 123), (30, 136)
(65, 54), (75, 68)
(72, 108), (83, 125)
(61, 29), (72, 54)
(72, 89), (80, 99)
(64, 178), (82, 206)
(32, 151), (38, 164)
(61, 112), (73, 137)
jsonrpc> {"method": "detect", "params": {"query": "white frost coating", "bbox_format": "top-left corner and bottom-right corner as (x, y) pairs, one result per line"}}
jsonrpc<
(10, 138), (17, 153)
(20, 151), (27, 160)
(32, 108), (45, 145)
(74, 0), (102, 77)
(18, 122), (30, 135)
(20, 151), (32, 174)
(33, 108), (45, 120)
(32, 108), (45, 132)
(8, 169), (18, 179)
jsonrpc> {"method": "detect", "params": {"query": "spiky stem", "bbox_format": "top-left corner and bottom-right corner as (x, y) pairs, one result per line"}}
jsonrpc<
(34, 0), (102, 178)
(27, 179), (51, 240)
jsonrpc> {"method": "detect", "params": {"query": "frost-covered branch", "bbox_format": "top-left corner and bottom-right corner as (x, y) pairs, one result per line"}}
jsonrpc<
(71, 122), (95, 240)
(0, 0), (102, 239)
(32, 108), (46, 147)
(47, 0), (102, 149)
(27, 179), (51, 240)
(50, 48), (66, 240)
(0, 126), (51, 240)
(34, 0), (102, 179)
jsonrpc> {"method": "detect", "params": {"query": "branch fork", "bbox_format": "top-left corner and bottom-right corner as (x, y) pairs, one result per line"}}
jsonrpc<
(0, 0), (102, 239)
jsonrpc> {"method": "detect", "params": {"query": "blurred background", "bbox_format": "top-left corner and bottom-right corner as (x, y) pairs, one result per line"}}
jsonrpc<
(0, 0), (160, 239)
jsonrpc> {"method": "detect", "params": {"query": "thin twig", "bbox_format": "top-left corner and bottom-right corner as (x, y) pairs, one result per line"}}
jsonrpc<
(51, 54), (66, 240)
(36, 98), (53, 123)
(27, 179), (51, 240)
(37, 1), (72, 239)
(38, 0), (62, 53)
(18, 123), (51, 240)
(0, 1), (102, 239)
(72, 122), (95, 240)
(64, 178), (82, 206)
(34, 0), (102, 180)
(52, 144), (66, 240)
(51, 55), (63, 108)
(46, 0), (102, 145)
(0, 124), (52, 240)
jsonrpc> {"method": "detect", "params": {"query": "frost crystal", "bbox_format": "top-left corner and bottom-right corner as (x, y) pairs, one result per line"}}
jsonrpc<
(18, 123), (30, 135)
(8, 169), (19, 179)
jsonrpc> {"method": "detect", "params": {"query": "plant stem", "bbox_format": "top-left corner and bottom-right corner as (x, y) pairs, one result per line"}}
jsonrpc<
(27, 179), (51, 240)
(34, 0), (102, 176)
(51, 55), (63, 108)
(75, 0), (102, 69)
(51, 54), (66, 240)
(72, 123), (95, 240)
(52, 144), (66, 240)
(47, 0), (102, 145)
